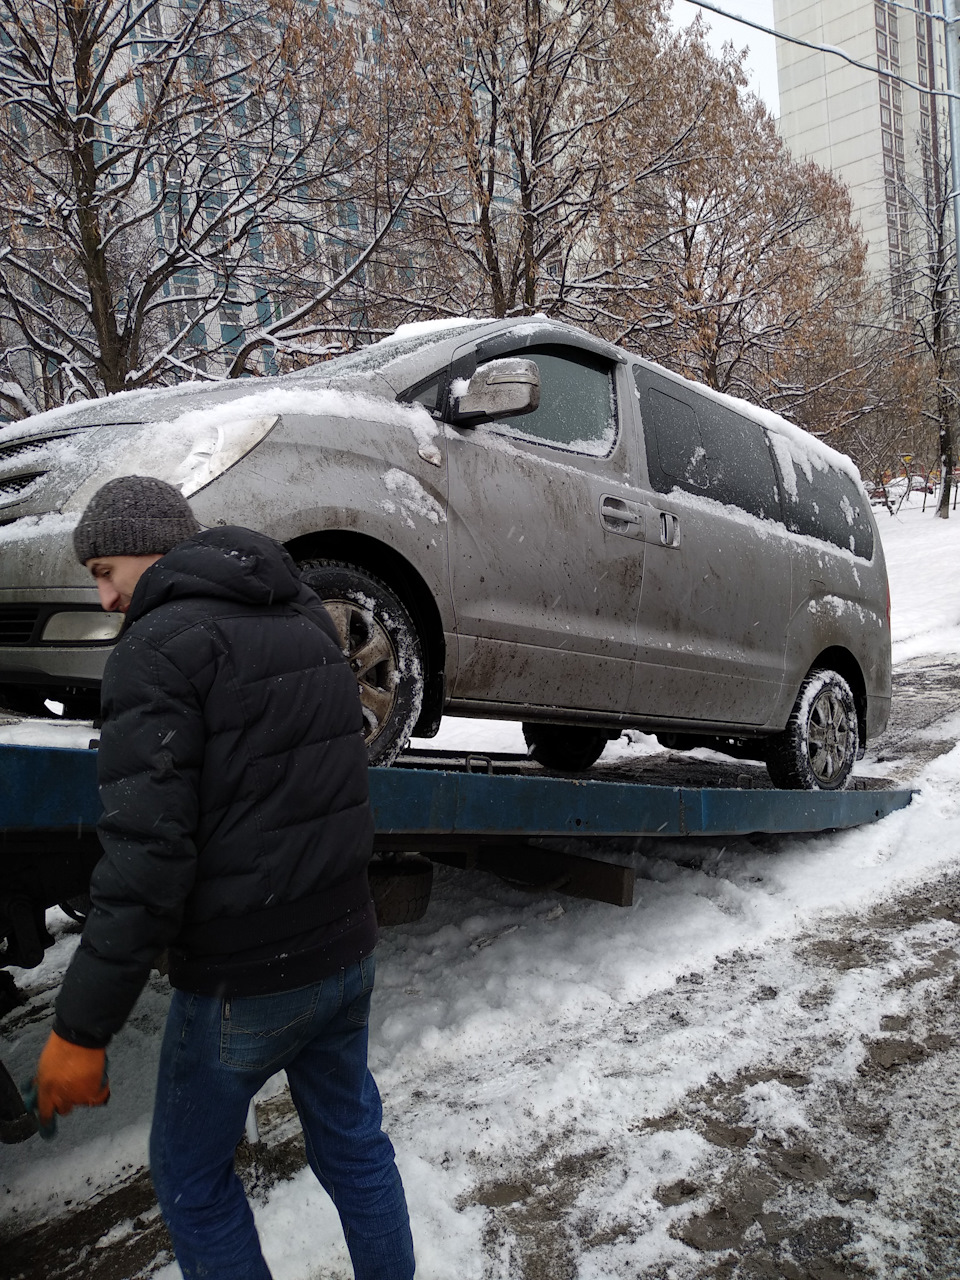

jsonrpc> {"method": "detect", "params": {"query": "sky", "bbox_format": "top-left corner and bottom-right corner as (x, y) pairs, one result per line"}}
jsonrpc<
(671, 0), (781, 117)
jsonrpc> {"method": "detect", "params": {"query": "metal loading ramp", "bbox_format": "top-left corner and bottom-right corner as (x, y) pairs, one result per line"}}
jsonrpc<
(0, 744), (915, 911)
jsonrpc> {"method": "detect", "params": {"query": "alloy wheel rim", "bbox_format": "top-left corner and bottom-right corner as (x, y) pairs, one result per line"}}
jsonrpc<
(323, 597), (399, 744)
(806, 686), (853, 785)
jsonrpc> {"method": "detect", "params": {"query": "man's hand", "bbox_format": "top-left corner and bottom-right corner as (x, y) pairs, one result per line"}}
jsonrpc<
(31, 1030), (110, 1130)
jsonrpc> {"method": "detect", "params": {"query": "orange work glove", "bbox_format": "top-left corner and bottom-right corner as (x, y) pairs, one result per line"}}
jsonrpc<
(33, 1030), (110, 1126)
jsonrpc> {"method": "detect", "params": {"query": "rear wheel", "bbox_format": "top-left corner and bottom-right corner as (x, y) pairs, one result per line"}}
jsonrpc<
(522, 723), (609, 772)
(765, 669), (859, 790)
(297, 560), (423, 767)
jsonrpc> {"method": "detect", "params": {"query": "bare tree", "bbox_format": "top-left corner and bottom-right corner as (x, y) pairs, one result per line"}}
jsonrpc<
(621, 61), (874, 443)
(892, 123), (960, 518)
(0, 0), (419, 414)
(371, 0), (710, 324)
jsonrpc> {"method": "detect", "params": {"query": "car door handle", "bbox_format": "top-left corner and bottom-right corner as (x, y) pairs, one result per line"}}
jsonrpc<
(600, 496), (643, 538)
(660, 511), (681, 548)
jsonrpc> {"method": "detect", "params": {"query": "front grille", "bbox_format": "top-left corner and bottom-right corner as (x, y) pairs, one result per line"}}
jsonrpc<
(0, 470), (44, 499)
(0, 606), (41, 644)
(0, 438), (47, 462)
(0, 426), (92, 505)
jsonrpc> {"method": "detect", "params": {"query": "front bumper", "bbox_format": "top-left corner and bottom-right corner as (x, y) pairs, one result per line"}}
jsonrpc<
(0, 590), (114, 688)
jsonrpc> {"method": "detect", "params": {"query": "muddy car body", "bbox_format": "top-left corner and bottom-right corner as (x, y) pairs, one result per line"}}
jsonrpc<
(0, 317), (890, 789)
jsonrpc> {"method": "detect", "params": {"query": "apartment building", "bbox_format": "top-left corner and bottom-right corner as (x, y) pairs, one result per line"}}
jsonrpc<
(773, 0), (947, 302)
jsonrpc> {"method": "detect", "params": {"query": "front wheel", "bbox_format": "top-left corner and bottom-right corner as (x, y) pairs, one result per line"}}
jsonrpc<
(523, 723), (609, 772)
(765, 669), (859, 790)
(297, 560), (424, 767)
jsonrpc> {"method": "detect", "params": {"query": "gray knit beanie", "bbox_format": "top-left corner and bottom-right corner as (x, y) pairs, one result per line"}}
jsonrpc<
(73, 475), (201, 564)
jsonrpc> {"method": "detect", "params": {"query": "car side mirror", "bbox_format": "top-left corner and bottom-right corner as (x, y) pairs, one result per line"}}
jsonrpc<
(448, 358), (541, 426)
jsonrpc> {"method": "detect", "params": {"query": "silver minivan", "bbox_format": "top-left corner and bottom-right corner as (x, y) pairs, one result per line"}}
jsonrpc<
(0, 318), (890, 788)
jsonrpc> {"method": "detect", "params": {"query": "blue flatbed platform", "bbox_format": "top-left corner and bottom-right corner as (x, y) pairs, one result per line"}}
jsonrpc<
(0, 742), (914, 840)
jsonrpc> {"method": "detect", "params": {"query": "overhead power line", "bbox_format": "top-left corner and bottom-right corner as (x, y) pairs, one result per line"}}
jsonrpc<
(679, 0), (960, 103)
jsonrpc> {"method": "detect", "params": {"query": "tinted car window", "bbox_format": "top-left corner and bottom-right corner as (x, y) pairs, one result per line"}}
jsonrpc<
(484, 347), (616, 455)
(636, 368), (779, 519)
(644, 387), (710, 490)
(695, 397), (780, 520)
(777, 454), (875, 559)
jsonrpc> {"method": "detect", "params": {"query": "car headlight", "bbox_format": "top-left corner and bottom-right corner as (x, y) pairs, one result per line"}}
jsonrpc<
(41, 611), (124, 642)
(171, 415), (281, 497)
(63, 414), (280, 512)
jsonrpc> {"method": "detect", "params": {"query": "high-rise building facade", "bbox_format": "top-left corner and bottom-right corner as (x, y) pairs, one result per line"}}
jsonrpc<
(773, 0), (947, 303)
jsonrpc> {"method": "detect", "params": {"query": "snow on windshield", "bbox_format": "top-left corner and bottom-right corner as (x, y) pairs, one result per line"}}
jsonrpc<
(322, 321), (489, 376)
(379, 317), (494, 345)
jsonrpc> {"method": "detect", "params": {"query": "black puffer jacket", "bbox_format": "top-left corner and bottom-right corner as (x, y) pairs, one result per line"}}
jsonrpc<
(55, 527), (377, 1048)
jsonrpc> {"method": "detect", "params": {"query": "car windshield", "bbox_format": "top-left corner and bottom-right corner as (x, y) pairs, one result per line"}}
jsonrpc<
(317, 323), (485, 377)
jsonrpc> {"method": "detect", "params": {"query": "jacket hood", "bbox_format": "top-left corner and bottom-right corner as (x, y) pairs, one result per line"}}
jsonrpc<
(128, 526), (302, 621)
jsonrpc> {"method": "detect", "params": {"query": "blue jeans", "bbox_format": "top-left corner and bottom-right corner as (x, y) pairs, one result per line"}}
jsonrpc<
(150, 956), (414, 1280)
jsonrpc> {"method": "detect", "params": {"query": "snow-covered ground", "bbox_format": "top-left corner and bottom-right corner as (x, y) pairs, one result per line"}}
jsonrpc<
(3, 493), (960, 1279)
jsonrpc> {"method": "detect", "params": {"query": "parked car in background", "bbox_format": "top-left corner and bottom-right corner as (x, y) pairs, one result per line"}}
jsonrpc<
(0, 317), (890, 790)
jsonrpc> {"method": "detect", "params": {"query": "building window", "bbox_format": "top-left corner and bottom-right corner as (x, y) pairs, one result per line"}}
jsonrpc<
(893, 88), (903, 109)
(889, 38), (899, 60)
(919, 64), (928, 85)
(881, 106), (892, 127)
(879, 79), (890, 102)
(884, 154), (895, 174)
(876, 5), (886, 28)
(876, 31), (887, 52)
(882, 130), (894, 152)
(894, 113), (903, 133)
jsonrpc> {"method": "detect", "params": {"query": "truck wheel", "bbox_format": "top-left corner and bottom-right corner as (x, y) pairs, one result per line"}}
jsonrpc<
(368, 854), (433, 926)
(523, 723), (608, 772)
(298, 560), (424, 767)
(765, 669), (859, 790)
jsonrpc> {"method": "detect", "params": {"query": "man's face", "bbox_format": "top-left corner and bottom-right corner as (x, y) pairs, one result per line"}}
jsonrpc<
(86, 554), (163, 613)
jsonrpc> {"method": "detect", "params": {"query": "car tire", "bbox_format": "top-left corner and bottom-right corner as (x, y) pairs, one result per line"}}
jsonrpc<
(297, 560), (424, 767)
(765, 669), (859, 791)
(522, 723), (609, 772)
(368, 854), (433, 926)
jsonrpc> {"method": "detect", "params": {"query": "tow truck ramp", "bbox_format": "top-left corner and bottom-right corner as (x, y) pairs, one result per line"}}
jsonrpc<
(0, 743), (915, 911)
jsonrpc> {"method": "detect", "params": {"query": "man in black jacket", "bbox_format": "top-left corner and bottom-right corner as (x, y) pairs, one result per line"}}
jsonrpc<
(32, 475), (415, 1280)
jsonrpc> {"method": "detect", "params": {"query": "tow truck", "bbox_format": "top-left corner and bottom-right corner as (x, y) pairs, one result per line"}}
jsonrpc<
(0, 737), (915, 958)
(0, 734), (914, 1142)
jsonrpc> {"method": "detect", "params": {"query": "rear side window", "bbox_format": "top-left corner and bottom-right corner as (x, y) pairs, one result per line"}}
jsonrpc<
(773, 446), (875, 559)
(636, 368), (780, 520)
